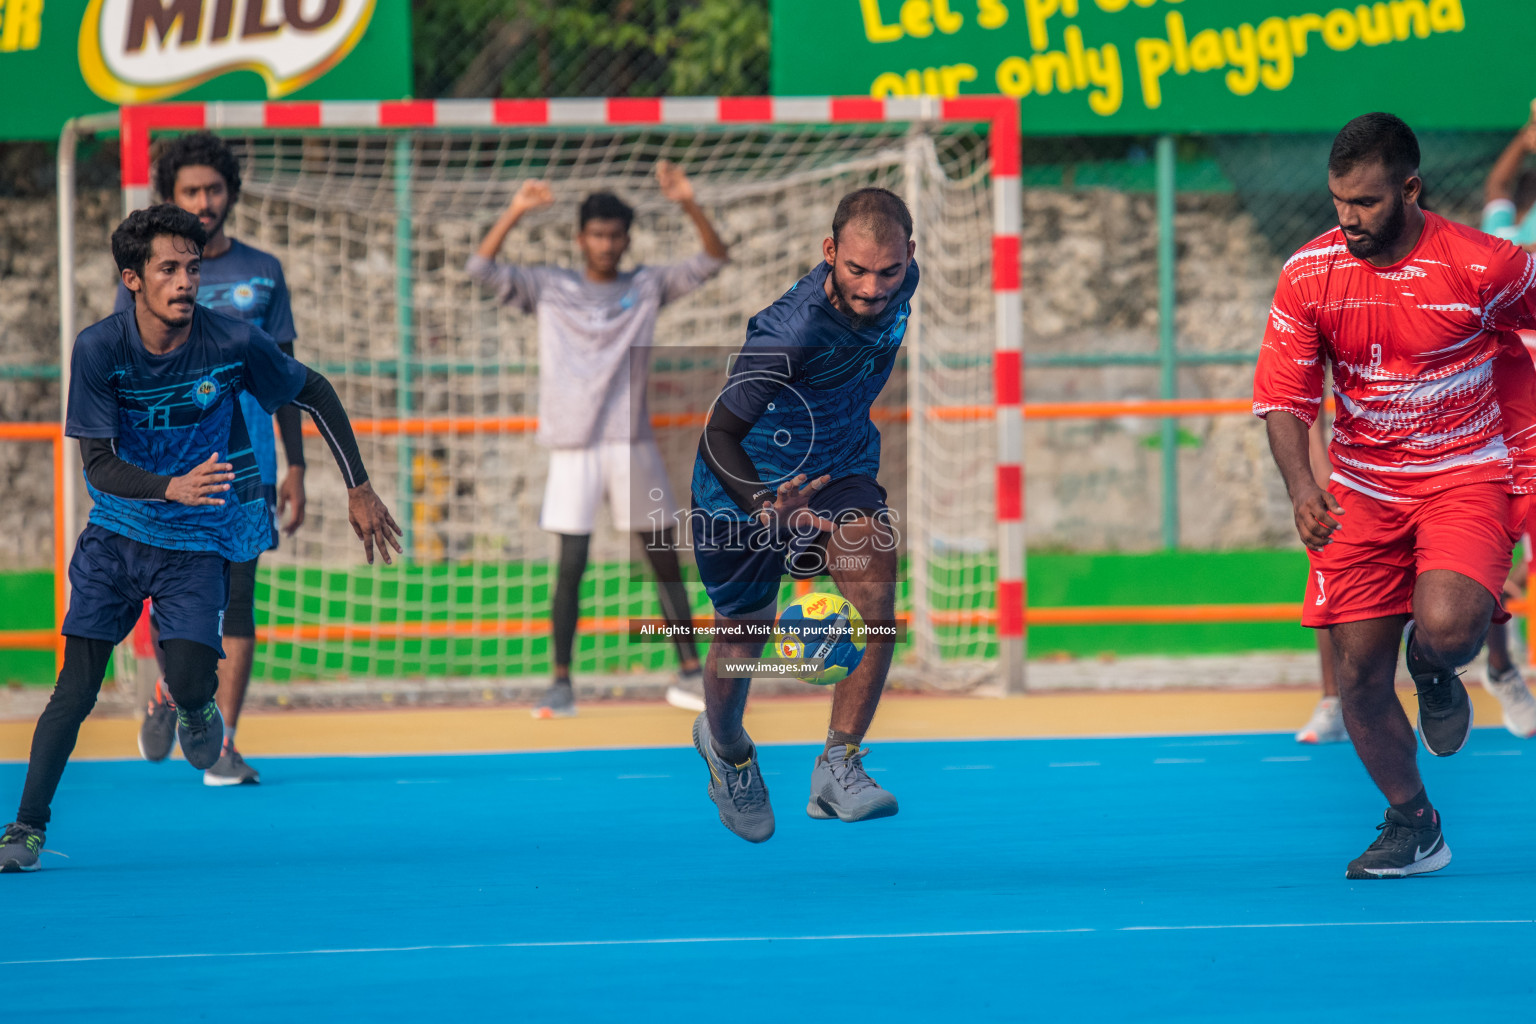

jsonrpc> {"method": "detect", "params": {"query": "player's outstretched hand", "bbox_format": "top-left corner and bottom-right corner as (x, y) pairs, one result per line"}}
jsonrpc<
(508, 179), (555, 218)
(278, 465), (306, 536)
(756, 474), (836, 536)
(166, 452), (234, 506)
(1292, 485), (1344, 552)
(656, 160), (694, 204)
(347, 481), (403, 565)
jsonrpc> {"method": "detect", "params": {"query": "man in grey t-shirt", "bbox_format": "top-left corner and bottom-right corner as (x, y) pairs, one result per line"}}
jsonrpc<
(468, 162), (727, 718)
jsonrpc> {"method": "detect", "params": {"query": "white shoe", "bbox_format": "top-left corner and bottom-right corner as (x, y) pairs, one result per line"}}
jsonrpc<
(1483, 666), (1536, 739)
(665, 669), (706, 712)
(1296, 696), (1349, 744)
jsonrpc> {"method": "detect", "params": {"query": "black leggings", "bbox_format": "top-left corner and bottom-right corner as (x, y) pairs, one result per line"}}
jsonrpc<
(17, 635), (219, 829)
(550, 530), (697, 671)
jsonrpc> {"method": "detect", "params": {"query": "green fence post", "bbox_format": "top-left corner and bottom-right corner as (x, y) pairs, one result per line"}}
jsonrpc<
(1157, 134), (1179, 550)
(395, 135), (415, 558)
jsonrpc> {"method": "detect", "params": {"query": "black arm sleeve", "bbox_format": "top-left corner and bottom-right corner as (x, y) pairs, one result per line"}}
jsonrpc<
(275, 343), (306, 468)
(292, 367), (368, 488)
(275, 405), (305, 468)
(80, 438), (171, 501)
(698, 404), (773, 515)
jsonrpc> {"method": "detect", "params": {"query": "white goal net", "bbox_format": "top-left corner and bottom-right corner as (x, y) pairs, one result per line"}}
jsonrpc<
(112, 108), (1001, 688)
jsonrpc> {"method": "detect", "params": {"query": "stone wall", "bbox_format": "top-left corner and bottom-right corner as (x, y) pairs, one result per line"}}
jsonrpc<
(0, 190), (119, 571)
(0, 186), (1300, 569)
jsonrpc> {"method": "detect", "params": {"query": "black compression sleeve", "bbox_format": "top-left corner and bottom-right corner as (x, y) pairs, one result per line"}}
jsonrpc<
(80, 437), (170, 500)
(292, 367), (368, 488)
(698, 404), (772, 515)
(275, 343), (306, 468)
(275, 404), (306, 468)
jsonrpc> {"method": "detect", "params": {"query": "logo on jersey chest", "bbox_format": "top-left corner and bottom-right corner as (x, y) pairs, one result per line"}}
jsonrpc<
(191, 376), (221, 409)
(230, 282), (259, 311)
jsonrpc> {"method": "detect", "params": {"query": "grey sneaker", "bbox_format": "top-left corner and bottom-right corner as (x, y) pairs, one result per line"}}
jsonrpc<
(691, 713), (774, 843)
(1406, 621), (1472, 757)
(807, 744), (900, 822)
(204, 747), (261, 787)
(665, 668), (706, 712)
(137, 678), (177, 762)
(0, 822), (43, 873)
(1295, 696), (1349, 744)
(175, 701), (224, 771)
(1483, 665), (1536, 738)
(531, 681), (576, 719)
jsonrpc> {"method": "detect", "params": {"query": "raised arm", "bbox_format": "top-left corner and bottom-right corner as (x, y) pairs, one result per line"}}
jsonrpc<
(475, 180), (555, 261)
(1485, 120), (1536, 205)
(656, 160), (728, 261)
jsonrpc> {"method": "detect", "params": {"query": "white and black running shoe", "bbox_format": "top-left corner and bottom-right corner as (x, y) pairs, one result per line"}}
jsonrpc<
(1345, 807), (1451, 879)
(1405, 622), (1472, 757)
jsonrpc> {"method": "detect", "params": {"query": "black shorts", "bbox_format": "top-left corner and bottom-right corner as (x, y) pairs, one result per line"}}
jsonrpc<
(62, 524), (229, 656)
(690, 475), (889, 618)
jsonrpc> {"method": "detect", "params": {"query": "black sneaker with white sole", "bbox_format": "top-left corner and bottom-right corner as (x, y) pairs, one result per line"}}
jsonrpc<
(1345, 807), (1451, 879)
(1405, 621), (1472, 757)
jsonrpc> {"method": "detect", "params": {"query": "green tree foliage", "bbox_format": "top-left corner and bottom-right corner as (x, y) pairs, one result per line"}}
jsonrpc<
(412, 0), (769, 99)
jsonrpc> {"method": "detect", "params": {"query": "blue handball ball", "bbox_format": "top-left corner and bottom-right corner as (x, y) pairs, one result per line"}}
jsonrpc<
(773, 592), (866, 685)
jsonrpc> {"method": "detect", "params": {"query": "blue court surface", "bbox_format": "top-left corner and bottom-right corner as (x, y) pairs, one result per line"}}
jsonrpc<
(4, 728), (1534, 1022)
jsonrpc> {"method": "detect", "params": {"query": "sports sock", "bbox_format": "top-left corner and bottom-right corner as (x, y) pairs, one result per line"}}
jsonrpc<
(826, 729), (862, 756)
(1390, 787), (1436, 827)
(713, 731), (754, 765)
(222, 726), (236, 752)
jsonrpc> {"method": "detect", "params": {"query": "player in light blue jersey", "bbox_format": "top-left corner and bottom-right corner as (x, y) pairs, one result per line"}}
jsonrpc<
(0, 205), (399, 872)
(688, 188), (916, 842)
(113, 133), (309, 785)
(1481, 110), (1536, 251)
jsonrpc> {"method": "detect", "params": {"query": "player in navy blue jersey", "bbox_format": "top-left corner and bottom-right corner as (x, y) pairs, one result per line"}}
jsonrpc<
(0, 205), (399, 872)
(688, 188), (915, 843)
(113, 133), (309, 785)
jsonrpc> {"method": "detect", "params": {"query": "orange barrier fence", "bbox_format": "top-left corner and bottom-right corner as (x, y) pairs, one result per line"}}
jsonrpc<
(7, 396), (1517, 668)
(307, 398), (1266, 438)
(0, 423), (66, 671)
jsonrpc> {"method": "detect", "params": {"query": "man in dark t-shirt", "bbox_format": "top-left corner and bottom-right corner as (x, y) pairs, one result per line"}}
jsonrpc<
(113, 133), (307, 786)
(0, 205), (399, 872)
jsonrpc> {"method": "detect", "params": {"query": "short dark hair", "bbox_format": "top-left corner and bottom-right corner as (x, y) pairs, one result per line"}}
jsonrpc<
(153, 131), (242, 204)
(112, 204), (208, 276)
(1328, 112), (1420, 181)
(579, 192), (633, 231)
(831, 187), (912, 244)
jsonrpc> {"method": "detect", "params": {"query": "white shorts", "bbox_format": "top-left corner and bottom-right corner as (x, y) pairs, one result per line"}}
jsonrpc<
(540, 440), (679, 534)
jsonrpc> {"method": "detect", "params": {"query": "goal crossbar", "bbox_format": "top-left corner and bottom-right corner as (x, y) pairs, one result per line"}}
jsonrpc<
(104, 95), (1026, 691)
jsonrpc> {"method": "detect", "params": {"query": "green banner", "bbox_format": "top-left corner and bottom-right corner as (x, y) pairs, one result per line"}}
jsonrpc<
(772, 0), (1536, 133)
(0, 0), (411, 141)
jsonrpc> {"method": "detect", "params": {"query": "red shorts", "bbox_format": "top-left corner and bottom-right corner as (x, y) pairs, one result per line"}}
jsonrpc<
(1301, 481), (1525, 628)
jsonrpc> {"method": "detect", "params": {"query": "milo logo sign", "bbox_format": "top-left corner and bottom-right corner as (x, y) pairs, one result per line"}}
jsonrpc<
(79, 0), (376, 103)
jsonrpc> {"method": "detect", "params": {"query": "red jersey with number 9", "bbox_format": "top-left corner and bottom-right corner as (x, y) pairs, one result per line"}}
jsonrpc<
(1253, 212), (1536, 502)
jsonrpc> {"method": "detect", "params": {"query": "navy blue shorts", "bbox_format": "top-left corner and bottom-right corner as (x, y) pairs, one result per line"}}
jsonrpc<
(691, 475), (889, 618)
(61, 524), (229, 656)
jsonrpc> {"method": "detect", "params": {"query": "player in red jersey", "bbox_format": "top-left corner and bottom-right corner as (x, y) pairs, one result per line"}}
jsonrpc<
(1254, 113), (1536, 879)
